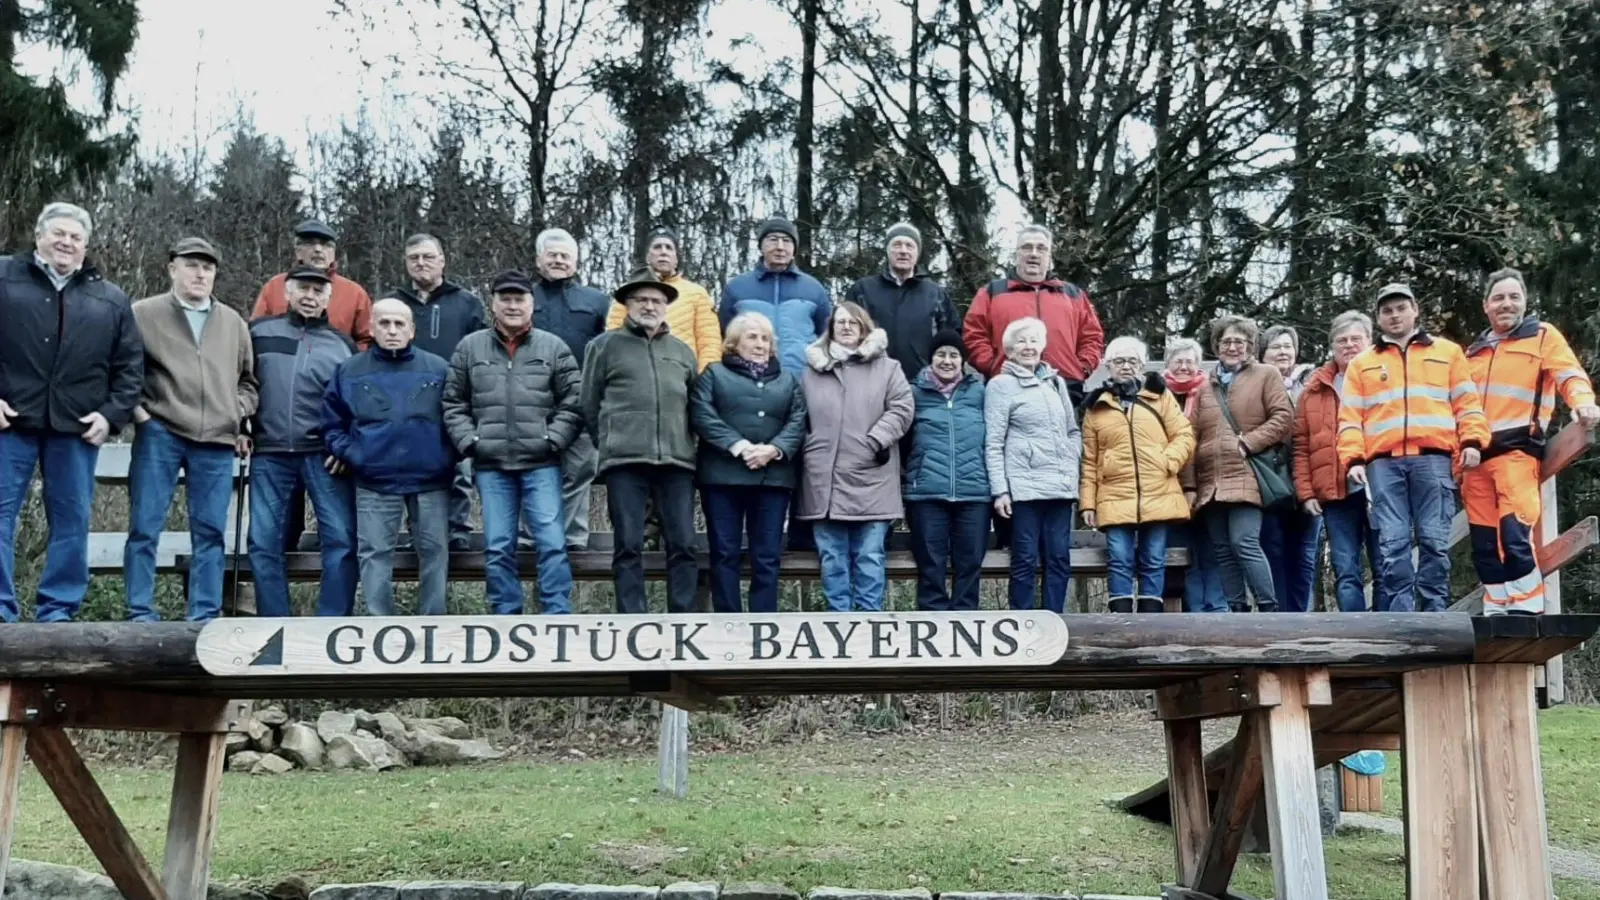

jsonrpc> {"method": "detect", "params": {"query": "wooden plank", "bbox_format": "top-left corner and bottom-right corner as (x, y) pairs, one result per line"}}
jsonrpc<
(1165, 718), (1209, 885)
(1472, 664), (1553, 900)
(0, 684), (246, 733)
(632, 674), (717, 711)
(1155, 670), (1282, 722)
(656, 704), (689, 800)
(1538, 515), (1597, 574)
(1540, 420), (1595, 481)
(1193, 715), (1264, 896)
(162, 733), (226, 900)
(1401, 666), (1479, 899)
(1541, 479), (1565, 704)
(26, 726), (164, 900)
(1255, 669), (1329, 900)
(0, 722), (24, 899)
(93, 443), (245, 486)
(1312, 732), (1401, 754)
(1304, 669), (1332, 707)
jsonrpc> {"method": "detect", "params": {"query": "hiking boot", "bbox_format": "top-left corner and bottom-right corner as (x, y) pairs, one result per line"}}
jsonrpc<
(1256, 601), (1279, 613)
(1107, 595), (1135, 613)
(1136, 595), (1166, 613)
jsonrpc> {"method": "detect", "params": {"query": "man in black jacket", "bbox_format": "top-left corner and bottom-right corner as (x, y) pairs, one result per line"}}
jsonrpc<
(0, 202), (143, 622)
(845, 221), (959, 381)
(385, 233), (486, 551)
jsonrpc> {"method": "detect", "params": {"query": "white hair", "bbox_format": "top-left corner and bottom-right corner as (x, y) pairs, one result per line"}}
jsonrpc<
(1016, 224), (1052, 248)
(1329, 311), (1373, 342)
(35, 202), (93, 240)
(1164, 337), (1203, 364)
(1105, 336), (1149, 365)
(1001, 316), (1048, 354)
(536, 228), (578, 256)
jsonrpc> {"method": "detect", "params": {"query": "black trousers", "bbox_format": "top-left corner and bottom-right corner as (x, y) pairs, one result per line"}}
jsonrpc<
(606, 464), (698, 614)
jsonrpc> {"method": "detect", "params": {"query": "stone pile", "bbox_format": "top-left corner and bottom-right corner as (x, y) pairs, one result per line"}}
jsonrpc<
(218, 707), (505, 775)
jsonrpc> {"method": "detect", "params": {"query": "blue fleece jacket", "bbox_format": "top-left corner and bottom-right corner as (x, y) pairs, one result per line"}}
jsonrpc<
(321, 344), (457, 495)
(719, 263), (832, 374)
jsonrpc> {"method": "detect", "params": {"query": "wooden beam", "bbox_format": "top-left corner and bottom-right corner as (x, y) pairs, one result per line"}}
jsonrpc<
(1541, 479), (1566, 704)
(657, 704), (689, 800)
(162, 733), (227, 900)
(1256, 669), (1330, 900)
(1402, 666), (1479, 899)
(1193, 715), (1264, 896)
(1156, 671), (1281, 721)
(26, 726), (164, 900)
(0, 723), (24, 899)
(631, 674), (718, 712)
(1472, 664), (1554, 900)
(1537, 515), (1598, 574)
(1312, 732), (1401, 754)
(0, 683), (246, 733)
(1165, 718), (1209, 885)
(1540, 421), (1595, 481)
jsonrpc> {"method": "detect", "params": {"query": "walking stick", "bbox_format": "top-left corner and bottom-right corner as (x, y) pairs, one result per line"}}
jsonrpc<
(227, 452), (249, 617)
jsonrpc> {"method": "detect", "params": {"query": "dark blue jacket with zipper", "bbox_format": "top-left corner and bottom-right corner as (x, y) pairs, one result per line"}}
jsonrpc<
(385, 281), (486, 362)
(903, 369), (990, 503)
(321, 343), (456, 494)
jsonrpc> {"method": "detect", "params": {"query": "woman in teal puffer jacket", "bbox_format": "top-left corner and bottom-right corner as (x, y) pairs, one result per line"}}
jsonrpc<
(903, 330), (990, 610)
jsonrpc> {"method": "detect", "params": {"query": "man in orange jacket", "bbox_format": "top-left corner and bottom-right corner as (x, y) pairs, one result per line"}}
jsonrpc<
(1464, 268), (1598, 615)
(1337, 283), (1489, 611)
(251, 220), (373, 349)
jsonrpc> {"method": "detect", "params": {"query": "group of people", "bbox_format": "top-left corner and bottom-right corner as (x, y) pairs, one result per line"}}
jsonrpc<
(0, 200), (1592, 623)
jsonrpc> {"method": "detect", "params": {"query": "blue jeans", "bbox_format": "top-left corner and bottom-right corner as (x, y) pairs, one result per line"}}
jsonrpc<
(478, 466), (571, 614)
(1106, 522), (1170, 599)
(1322, 493), (1385, 612)
(0, 431), (98, 622)
(1009, 499), (1074, 612)
(1261, 508), (1324, 612)
(908, 500), (990, 611)
(1174, 523), (1226, 612)
(124, 420), (237, 622)
(247, 452), (358, 617)
(1368, 454), (1456, 612)
(813, 519), (891, 611)
(703, 486), (789, 614)
(1204, 502), (1276, 610)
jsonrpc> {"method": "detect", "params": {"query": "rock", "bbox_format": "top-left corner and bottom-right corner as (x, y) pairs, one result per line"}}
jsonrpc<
(250, 753), (295, 775)
(146, 755), (171, 769)
(807, 890), (931, 900)
(407, 715), (471, 740)
(267, 875), (313, 900)
(398, 882), (524, 900)
(721, 884), (800, 900)
(256, 705), (289, 727)
(307, 884), (407, 900)
(210, 886), (270, 900)
(224, 732), (251, 756)
(355, 728), (376, 739)
(2, 859), (123, 900)
(941, 894), (1077, 900)
(278, 723), (326, 768)
(1078, 896), (1153, 900)
(409, 729), (504, 766)
(525, 885), (661, 900)
(228, 750), (264, 773)
(326, 734), (409, 771)
(316, 710), (359, 743)
(661, 882), (719, 900)
(353, 709), (381, 732)
(248, 715), (279, 753)
(374, 712), (417, 756)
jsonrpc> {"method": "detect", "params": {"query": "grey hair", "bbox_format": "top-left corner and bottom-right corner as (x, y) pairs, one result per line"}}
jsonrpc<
(1105, 336), (1149, 365)
(1329, 311), (1373, 342)
(35, 202), (93, 240)
(1209, 314), (1259, 354)
(1484, 267), (1526, 300)
(1164, 337), (1204, 364)
(722, 312), (776, 355)
(1016, 224), (1053, 247)
(1001, 316), (1048, 354)
(536, 228), (578, 256)
(404, 233), (443, 253)
(1259, 325), (1299, 359)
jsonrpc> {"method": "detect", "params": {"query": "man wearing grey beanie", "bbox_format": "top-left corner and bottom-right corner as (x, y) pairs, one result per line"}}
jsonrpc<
(846, 220), (959, 381)
(718, 216), (831, 375)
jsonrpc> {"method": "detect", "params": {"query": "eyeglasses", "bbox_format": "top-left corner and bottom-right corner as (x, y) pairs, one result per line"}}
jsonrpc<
(1109, 357), (1142, 368)
(405, 253), (441, 263)
(1218, 338), (1249, 348)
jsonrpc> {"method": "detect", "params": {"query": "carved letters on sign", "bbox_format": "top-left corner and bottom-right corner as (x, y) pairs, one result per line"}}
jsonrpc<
(194, 612), (1071, 676)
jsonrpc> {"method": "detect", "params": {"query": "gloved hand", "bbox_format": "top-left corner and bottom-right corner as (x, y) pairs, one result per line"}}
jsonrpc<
(873, 444), (892, 466)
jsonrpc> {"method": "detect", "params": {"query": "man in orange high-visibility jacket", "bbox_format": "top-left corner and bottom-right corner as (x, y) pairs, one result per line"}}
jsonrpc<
(1338, 283), (1490, 612)
(1464, 268), (1599, 615)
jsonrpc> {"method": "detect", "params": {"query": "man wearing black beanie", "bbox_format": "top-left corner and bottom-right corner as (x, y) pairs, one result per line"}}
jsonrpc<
(846, 220), (959, 381)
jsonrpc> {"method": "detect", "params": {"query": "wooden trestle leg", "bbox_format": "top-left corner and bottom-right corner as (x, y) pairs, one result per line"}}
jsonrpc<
(1473, 664), (1554, 900)
(1255, 668), (1330, 900)
(1401, 666), (1479, 898)
(163, 733), (229, 898)
(0, 723), (24, 898)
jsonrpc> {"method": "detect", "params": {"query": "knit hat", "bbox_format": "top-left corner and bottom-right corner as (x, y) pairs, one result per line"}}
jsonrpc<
(757, 216), (799, 245)
(930, 328), (967, 362)
(886, 222), (922, 252)
(645, 226), (679, 251)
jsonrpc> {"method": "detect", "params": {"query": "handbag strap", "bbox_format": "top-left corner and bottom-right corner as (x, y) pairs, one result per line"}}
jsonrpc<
(1212, 379), (1246, 439)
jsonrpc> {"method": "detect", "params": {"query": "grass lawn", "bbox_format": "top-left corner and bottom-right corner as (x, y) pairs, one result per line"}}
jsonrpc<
(10, 709), (1600, 899)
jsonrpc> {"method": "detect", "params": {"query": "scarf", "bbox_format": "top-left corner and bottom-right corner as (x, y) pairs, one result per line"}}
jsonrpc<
(1111, 377), (1140, 412)
(924, 366), (963, 399)
(828, 341), (858, 362)
(1165, 369), (1206, 417)
(723, 352), (773, 381)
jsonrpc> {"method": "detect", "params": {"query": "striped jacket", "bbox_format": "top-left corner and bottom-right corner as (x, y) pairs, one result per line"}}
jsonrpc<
(1336, 330), (1489, 467)
(1466, 317), (1595, 460)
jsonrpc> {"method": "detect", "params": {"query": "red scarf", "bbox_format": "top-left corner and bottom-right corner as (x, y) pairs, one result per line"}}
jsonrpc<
(1165, 370), (1207, 416)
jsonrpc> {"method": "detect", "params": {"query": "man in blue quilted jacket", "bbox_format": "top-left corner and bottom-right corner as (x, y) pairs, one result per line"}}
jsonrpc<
(322, 298), (457, 616)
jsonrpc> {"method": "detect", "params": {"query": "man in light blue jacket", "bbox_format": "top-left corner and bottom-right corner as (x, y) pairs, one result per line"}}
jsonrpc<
(719, 217), (832, 374)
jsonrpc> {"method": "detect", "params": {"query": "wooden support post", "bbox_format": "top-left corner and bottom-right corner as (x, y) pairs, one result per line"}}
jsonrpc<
(1472, 664), (1553, 900)
(1540, 479), (1564, 704)
(163, 733), (227, 900)
(1255, 668), (1329, 900)
(1164, 718), (1208, 885)
(1193, 715), (1263, 896)
(0, 723), (24, 899)
(656, 703), (689, 799)
(26, 726), (164, 900)
(1401, 666), (1479, 899)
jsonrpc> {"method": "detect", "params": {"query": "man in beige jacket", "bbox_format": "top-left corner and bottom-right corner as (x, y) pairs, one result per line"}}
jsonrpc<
(125, 237), (257, 621)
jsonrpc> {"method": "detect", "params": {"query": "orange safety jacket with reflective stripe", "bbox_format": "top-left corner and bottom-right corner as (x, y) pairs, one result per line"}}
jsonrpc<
(1465, 317), (1596, 461)
(1336, 330), (1489, 467)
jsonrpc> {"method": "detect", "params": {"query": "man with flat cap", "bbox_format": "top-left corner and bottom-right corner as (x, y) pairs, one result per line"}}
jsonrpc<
(443, 269), (582, 616)
(125, 237), (258, 621)
(583, 267), (700, 614)
(248, 264), (359, 618)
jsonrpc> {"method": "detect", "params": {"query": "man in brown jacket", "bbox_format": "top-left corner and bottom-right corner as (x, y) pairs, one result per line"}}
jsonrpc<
(125, 237), (257, 622)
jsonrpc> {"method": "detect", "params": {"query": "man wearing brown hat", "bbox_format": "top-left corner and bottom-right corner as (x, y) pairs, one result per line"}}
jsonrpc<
(126, 237), (258, 621)
(581, 268), (700, 614)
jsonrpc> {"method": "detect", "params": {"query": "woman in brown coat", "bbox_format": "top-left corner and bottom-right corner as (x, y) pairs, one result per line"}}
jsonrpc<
(1190, 315), (1294, 611)
(798, 301), (914, 612)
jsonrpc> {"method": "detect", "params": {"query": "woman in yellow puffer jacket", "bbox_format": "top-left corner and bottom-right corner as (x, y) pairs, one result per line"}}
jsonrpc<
(1080, 336), (1196, 613)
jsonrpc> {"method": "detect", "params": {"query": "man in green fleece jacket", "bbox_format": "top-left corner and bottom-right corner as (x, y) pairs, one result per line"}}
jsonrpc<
(581, 267), (699, 615)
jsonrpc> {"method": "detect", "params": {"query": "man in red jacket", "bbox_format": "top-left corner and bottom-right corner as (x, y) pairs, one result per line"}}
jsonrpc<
(251, 219), (373, 349)
(963, 224), (1104, 406)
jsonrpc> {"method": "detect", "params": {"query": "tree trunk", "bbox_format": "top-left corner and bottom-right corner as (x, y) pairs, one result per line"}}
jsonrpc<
(796, 0), (819, 268)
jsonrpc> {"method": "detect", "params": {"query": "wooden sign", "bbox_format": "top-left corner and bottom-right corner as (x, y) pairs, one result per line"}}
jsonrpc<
(195, 611), (1070, 676)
